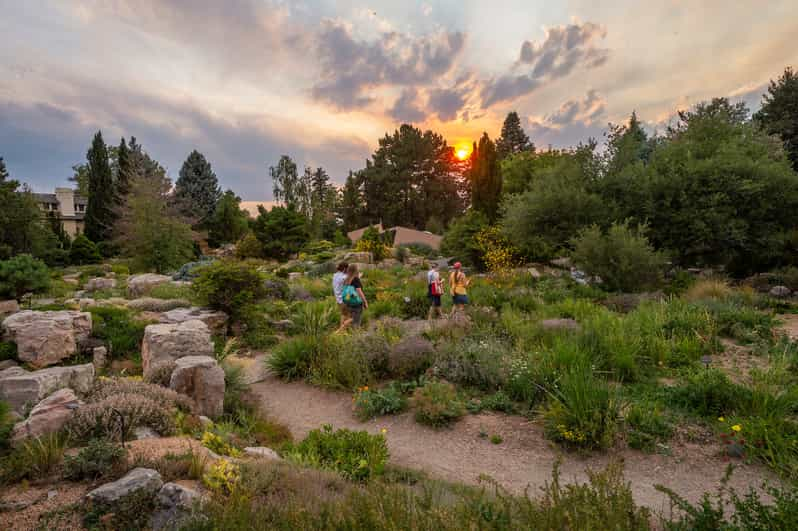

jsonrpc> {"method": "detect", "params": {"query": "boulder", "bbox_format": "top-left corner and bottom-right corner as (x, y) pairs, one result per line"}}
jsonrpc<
(0, 300), (20, 320)
(85, 277), (117, 292)
(169, 356), (224, 418)
(0, 363), (94, 414)
(350, 262), (375, 271)
(1, 310), (92, 368)
(270, 319), (293, 332)
(10, 388), (81, 445)
(550, 257), (572, 268)
(287, 272), (303, 282)
(133, 426), (161, 440)
(151, 482), (202, 531)
(539, 318), (581, 332)
(172, 260), (213, 282)
(343, 251), (372, 264)
(128, 298), (192, 312)
(244, 446), (281, 460)
(378, 258), (401, 269)
(770, 285), (792, 298)
(159, 308), (228, 336)
(404, 256), (426, 268)
(86, 468), (163, 505)
(127, 274), (172, 298)
(0, 360), (17, 370)
(141, 320), (214, 381)
(93, 346), (108, 369)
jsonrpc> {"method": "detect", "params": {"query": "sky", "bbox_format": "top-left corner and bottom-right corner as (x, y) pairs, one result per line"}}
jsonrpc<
(1, 0), (796, 201)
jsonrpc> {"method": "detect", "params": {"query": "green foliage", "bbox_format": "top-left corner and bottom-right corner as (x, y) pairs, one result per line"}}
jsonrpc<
(432, 337), (509, 391)
(0, 432), (67, 484)
(497, 111), (534, 159)
(354, 225), (390, 261)
(440, 210), (489, 268)
(88, 306), (147, 359)
(84, 130), (116, 243)
(625, 400), (673, 452)
(208, 190), (250, 247)
(69, 234), (101, 265)
(0, 163), (55, 261)
(268, 336), (317, 380)
(411, 380), (465, 427)
(353, 386), (407, 420)
(755, 66), (798, 172)
(174, 149), (222, 227)
(0, 401), (12, 451)
(285, 424), (389, 481)
(62, 438), (127, 480)
(251, 205), (310, 260)
(666, 369), (746, 418)
(470, 133), (502, 220)
(193, 260), (266, 319)
(235, 231), (264, 259)
(571, 221), (666, 292)
(0, 254), (50, 299)
(310, 333), (373, 391)
(83, 485), (157, 531)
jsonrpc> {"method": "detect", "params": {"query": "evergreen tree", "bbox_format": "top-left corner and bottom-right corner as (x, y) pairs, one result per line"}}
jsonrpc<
(470, 133), (502, 220)
(69, 164), (90, 197)
(497, 111), (533, 159)
(307, 166), (337, 237)
(174, 150), (222, 226)
(84, 131), (115, 243)
(340, 171), (365, 231)
(0, 160), (49, 259)
(207, 190), (250, 247)
(251, 205), (309, 260)
(115, 137), (132, 203)
(755, 67), (798, 171)
(0, 157), (8, 181)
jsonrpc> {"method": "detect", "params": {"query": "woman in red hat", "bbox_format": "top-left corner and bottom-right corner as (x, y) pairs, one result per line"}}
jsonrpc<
(448, 262), (470, 318)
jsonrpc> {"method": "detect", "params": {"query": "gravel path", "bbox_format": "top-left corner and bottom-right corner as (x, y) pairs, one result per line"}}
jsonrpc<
(251, 375), (777, 513)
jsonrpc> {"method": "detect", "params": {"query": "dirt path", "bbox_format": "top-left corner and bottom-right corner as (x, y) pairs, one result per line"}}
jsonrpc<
(251, 376), (777, 513)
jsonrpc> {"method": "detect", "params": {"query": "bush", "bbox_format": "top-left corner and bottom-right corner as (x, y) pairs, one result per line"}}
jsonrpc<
(0, 341), (16, 362)
(0, 432), (67, 484)
(63, 438), (127, 480)
(310, 334), (373, 391)
(354, 226), (391, 262)
(666, 369), (748, 418)
(268, 336), (317, 380)
(88, 306), (147, 359)
(0, 400), (13, 451)
(543, 367), (622, 449)
(66, 393), (178, 441)
(90, 378), (195, 410)
(251, 205), (310, 260)
(683, 279), (733, 301)
(0, 254), (50, 299)
(411, 380), (465, 427)
(386, 336), (434, 379)
(571, 221), (665, 292)
(69, 234), (101, 265)
(625, 401), (673, 452)
(353, 386), (407, 420)
(193, 260), (266, 319)
(235, 231), (264, 259)
(440, 210), (489, 268)
(284, 424), (389, 481)
(203, 458), (241, 495)
(432, 337), (509, 391)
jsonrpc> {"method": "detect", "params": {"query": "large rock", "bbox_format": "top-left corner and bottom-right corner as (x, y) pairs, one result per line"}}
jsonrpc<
(770, 285), (792, 298)
(169, 356), (224, 418)
(378, 258), (401, 269)
(141, 320), (213, 380)
(343, 251), (372, 264)
(86, 468), (163, 505)
(244, 446), (281, 460)
(85, 277), (117, 292)
(539, 318), (581, 332)
(128, 298), (192, 312)
(350, 262), (375, 272)
(1, 311), (92, 368)
(151, 482), (202, 531)
(93, 346), (108, 369)
(10, 388), (81, 445)
(127, 274), (172, 298)
(159, 308), (228, 336)
(0, 363), (94, 414)
(0, 300), (20, 320)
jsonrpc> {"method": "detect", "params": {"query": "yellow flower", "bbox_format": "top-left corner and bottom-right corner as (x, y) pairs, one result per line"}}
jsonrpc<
(718, 417), (725, 422)
(381, 428), (387, 435)
(731, 424), (742, 432)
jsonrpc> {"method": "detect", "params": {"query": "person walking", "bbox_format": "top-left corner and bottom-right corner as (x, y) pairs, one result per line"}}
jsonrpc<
(449, 262), (470, 318)
(427, 263), (444, 320)
(332, 262), (349, 327)
(337, 263), (368, 332)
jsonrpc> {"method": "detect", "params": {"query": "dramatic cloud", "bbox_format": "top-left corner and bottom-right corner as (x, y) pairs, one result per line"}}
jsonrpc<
(526, 90), (608, 148)
(390, 88), (426, 123)
(481, 22), (609, 108)
(311, 20), (466, 110)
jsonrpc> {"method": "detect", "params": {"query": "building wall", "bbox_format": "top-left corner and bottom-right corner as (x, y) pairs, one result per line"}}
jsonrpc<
(62, 219), (84, 238)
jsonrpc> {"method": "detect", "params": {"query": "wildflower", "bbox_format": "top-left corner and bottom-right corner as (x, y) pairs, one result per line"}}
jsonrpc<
(731, 424), (742, 432)
(381, 428), (387, 435)
(718, 417), (725, 422)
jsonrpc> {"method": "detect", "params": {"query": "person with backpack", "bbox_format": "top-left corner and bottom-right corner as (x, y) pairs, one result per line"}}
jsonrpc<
(332, 261), (349, 327)
(427, 263), (444, 320)
(337, 263), (368, 331)
(449, 262), (470, 318)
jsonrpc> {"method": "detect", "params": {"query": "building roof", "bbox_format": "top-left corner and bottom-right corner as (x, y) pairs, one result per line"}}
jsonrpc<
(32, 191), (88, 205)
(347, 224), (442, 250)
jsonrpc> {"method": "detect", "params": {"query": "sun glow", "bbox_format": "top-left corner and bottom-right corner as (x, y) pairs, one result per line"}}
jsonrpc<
(455, 144), (472, 160)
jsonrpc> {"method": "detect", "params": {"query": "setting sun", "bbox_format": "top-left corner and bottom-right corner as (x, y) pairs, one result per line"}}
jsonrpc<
(455, 144), (472, 160)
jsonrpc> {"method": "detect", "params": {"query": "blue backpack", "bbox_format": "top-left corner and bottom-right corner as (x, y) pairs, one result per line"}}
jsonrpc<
(342, 284), (363, 306)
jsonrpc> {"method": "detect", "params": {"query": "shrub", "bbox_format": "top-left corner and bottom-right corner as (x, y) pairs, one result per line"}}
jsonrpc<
(625, 401), (673, 452)
(666, 369), (747, 418)
(386, 336), (435, 379)
(354, 226), (391, 261)
(543, 367), (622, 449)
(441, 210), (490, 268)
(571, 221), (665, 292)
(66, 393), (178, 441)
(0, 254), (50, 299)
(89, 378), (195, 410)
(0, 400), (13, 451)
(353, 386), (407, 420)
(88, 306), (147, 359)
(431, 337), (509, 391)
(235, 231), (264, 259)
(193, 260), (266, 319)
(292, 300), (336, 340)
(310, 334), (373, 391)
(251, 205), (310, 260)
(0, 432), (67, 484)
(268, 336), (317, 380)
(683, 279), (733, 301)
(0, 341), (16, 362)
(411, 380), (465, 427)
(204, 458), (241, 495)
(63, 438), (127, 480)
(69, 234), (101, 265)
(284, 424), (389, 481)
(400, 289), (430, 319)
(202, 430), (242, 457)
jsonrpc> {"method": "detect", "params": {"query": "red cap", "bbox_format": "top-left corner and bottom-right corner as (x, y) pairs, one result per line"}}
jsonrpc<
(453, 262), (462, 269)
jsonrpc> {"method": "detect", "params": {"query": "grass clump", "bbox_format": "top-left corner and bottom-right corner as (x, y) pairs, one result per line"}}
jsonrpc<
(88, 306), (147, 359)
(62, 438), (127, 480)
(0, 432), (67, 484)
(411, 380), (465, 427)
(625, 400), (674, 452)
(353, 385), (407, 420)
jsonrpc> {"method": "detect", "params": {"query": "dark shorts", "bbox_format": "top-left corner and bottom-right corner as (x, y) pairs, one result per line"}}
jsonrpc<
(429, 294), (442, 307)
(453, 294), (469, 305)
(349, 304), (363, 326)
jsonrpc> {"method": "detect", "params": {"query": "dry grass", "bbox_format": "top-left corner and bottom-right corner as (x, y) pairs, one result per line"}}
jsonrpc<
(684, 279), (733, 301)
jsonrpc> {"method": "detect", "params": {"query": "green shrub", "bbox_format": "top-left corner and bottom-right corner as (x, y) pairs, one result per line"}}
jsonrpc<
(268, 336), (317, 380)
(432, 337), (509, 391)
(193, 260), (266, 319)
(284, 424), (388, 481)
(63, 438), (127, 480)
(469, 390), (516, 414)
(411, 380), (465, 427)
(666, 369), (747, 418)
(292, 300), (336, 340)
(0, 341), (16, 362)
(88, 306), (147, 359)
(310, 334), (373, 391)
(699, 299), (775, 344)
(69, 234), (101, 265)
(354, 386), (407, 420)
(148, 281), (194, 300)
(251, 205), (310, 260)
(735, 416), (798, 478)
(0, 432), (67, 484)
(0, 400), (12, 451)
(625, 401), (673, 452)
(83, 486), (157, 531)
(386, 336), (434, 379)
(235, 231), (264, 259)
(543, 367), (622, 449)
(0, 254), (50, 299)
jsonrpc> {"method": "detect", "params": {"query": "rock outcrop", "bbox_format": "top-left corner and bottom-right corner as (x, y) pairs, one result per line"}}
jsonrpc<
(141, 320), (213, 381)
(10, 388), (81, 445)
(128, 298), (192, 312)
(127, 274), (172, 298)
(2, 310), (92, 368)
(159, 308), (228, 336)
(343, 251), (372, 264)
(169, 355), (224, 418)
(85, 277), (117, 292)
(0, 363), (94, 414)
(86, 468), (163, 505)
(0, 300), (19, 320)
(150, 482), (202, 531)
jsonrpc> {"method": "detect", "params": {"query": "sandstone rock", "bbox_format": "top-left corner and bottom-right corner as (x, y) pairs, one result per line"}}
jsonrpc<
(93, 346), (108, 369)
(343, 251), (372, 264)
(133, 426), (161, 440)
(404, 256), (426, 268)
(10, 388), (81, 445)
(0, 360), (17, 370)
(770, 285), (791, 298)
(127, 274), (172, 298)
(350, 262), (375, 271)
(78, 298), (96, 310)
(85, 277), (117, 292)
(169, 355), (224, 418)
(198, 415), (213, 428)
(2, 310), (92, 368)
(527, 267), (542, 279)
(151, 482), (202, 531)
(62, 272), (81, 283)
(0, 300), (20, 320)
(128, 297), (192, 312)
(141, 320), (213, 380)
(379, 258), (401, 269)
(86, 468), (163, 505)
(244, 446), (281, 460)
(74, 290), (87, 299)
(0, 363), (94, 414)
(159, 308), (228, 336)
(539, 318), (580, 332)
(550, 256), (572, 268)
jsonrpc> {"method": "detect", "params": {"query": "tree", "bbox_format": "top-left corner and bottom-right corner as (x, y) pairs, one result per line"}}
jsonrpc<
(69, 234), (101, 265)
(115, 137), (132, 205)
(755, 67), (798, 171)
(116, 172), (195, 273)
(501, 149), (567, 196)
(440, 210), (490, 268)
(340, 171), (365, 231)
(68, 163), (90, 196)
(0, 157), (8, 181)
(84, 131), (116, 243)
(496, 111), (533, 159)
(469, 133), (502, 220)
(270, 155), (307, 213)
(251, 205), (309, 260)
(174, 150), (222, 227)
(0, 161), (49, 260)
(604, 112), (652, 174)
(307, 166), (338, 238)
(207, 190), (250, 247)
(0, 255), (50, 300)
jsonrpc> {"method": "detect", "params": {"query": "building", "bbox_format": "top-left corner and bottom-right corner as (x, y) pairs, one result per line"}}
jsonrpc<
(347, 224), (443, 250)
(33, 188), (87, 237)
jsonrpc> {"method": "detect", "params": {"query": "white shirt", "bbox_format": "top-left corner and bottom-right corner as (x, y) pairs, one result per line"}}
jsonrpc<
(427, 269), (439, 285)
(332, 272), (347, 304)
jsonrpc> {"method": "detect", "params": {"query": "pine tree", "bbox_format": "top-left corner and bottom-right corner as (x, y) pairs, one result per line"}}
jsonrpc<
(470, 133), (502, 220)
(497, 111), (534, 159)
(84, 131), (115, 243)
(207, 190), (250, 247)
(755, 67), (798, 171)
(174, 150), (222, 226)
(340, 171), (364, 231)
(115, 137), (132, 203)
